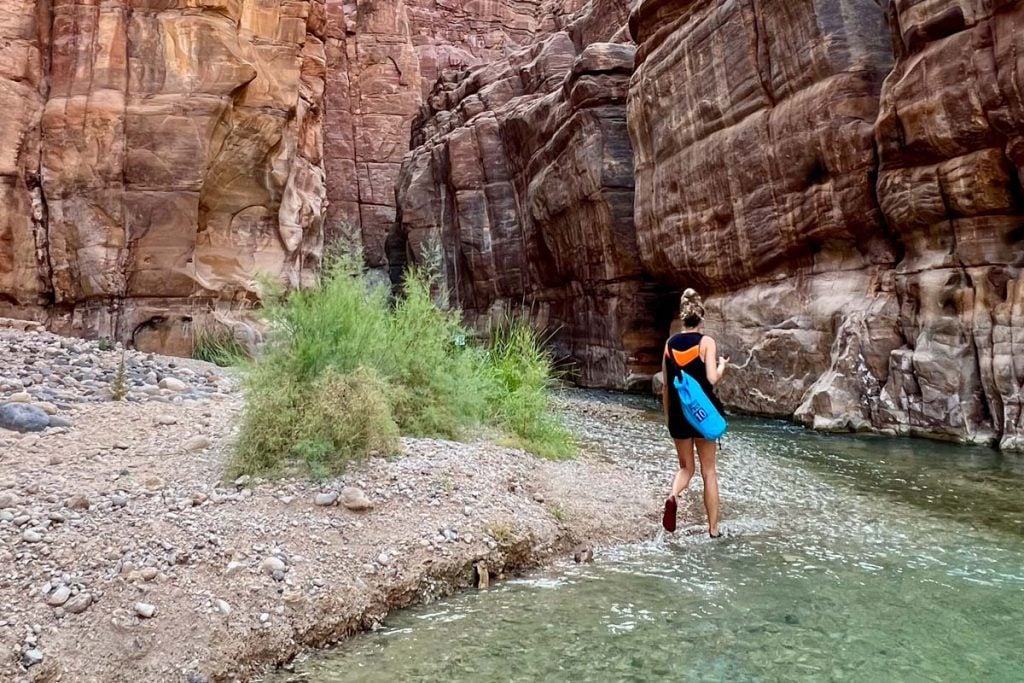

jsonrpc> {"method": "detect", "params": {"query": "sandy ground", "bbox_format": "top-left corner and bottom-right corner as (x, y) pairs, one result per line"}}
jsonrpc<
(0, 326), (661, 682)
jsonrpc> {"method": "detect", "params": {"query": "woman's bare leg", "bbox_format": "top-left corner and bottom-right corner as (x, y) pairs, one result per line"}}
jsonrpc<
(669, 439), (696, 499)
(695, 438), (720, 535)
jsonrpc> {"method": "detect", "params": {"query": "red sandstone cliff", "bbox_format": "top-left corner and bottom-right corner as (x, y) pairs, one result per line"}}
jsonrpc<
(627, 0), (1024, 448)
(0, 0), (592, 352)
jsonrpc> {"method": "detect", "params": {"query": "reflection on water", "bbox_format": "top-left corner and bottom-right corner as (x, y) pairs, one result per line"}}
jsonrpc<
(270, 394), (1024, 682)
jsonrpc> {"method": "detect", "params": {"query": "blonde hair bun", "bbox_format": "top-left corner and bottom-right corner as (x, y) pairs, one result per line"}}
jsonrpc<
(679, 288), (705, 323)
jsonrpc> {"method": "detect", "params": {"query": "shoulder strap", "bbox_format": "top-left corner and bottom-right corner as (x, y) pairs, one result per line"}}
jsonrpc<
(666, 345), (701, 368)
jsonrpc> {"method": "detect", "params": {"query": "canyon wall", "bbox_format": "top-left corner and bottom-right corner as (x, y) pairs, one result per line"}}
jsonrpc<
(0, 0), (593, 352)
(1, 0), (329, 354)
(390, 2), (659, 388)
(627, 0), (1024, 449)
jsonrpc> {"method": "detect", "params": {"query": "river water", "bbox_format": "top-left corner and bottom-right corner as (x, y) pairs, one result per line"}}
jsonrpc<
(272, 393), (1024, 682)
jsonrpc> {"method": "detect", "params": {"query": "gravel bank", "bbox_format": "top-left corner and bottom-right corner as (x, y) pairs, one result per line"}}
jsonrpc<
(0, 324), (660, 682)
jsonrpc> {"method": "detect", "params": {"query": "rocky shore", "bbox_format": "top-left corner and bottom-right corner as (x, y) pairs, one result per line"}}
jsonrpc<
(0, 324), (660, 682)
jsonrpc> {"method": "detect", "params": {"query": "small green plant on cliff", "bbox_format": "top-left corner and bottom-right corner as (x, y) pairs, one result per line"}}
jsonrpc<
(231, 250), (573, 477)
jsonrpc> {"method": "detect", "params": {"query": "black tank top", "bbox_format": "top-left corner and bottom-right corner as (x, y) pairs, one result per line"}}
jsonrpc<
(664, 332), (723, 414)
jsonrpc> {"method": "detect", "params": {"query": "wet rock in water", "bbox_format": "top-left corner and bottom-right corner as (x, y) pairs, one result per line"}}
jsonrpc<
(340, 486), (372, 511)
(474, 562), (490, 589)
(134, 602), (157, 619)
(314, 492), (338, 507)
(66, 494), (90, 511)
(47, 585), (71, 606)
(573, 546), (594, 564)
(0, 403), (50, 433)
(65, 592), (93, 614)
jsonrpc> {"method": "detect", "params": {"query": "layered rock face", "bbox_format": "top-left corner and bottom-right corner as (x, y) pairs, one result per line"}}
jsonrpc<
(874, 0), (1024, 449)
(392, 1), (663, 389)
(1, 0), (593, 352)
(322, 0), (600, 269)
(628, 0), (1024, 448)
(1, 0), (328, 354)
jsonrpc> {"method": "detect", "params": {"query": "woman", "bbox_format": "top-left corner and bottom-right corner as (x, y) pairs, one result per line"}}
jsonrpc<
(661, 288), (728, 537)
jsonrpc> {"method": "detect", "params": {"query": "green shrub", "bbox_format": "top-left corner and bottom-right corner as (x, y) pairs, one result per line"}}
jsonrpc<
(231, 251), (573, 477)
(486, 319), (574, 460)
(192, 328), (249, 367)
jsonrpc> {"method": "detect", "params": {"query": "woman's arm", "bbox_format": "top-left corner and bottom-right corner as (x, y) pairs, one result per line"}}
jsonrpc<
(703, 337), (729, 386)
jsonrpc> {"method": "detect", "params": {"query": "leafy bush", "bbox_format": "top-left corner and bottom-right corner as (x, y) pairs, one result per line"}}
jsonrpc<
(192, 328), (249, 367)
(231, 252), (573, 477)
(486, 319), (574, 460)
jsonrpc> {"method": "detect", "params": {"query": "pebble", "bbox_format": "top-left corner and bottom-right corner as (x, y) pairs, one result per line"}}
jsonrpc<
(261, 556), (286, 575)
(215, 599), (231, 615)
(184, 435), (212, 451)
(65, 592), (92, 614)
(340, 486), (372, 511)
(158, 377), (187, 392)
(134, 602), (157, 619)
(0, 491), (17, 508)
(66, 494), (91, 511)
(35, 401), (58, 415)
(314, 492), (338, 507)
(111, 494), (128, 508)
(9, 391), (31, 402)
(22, 649), (43, 667)
(22, 529), (43, 543)
(140, 567), (158, 581)
(156, 415), (178, 426)
(46, 585), (71, 607)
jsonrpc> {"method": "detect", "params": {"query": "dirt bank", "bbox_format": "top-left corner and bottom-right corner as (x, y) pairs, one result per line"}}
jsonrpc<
(0, 326), (660, 682)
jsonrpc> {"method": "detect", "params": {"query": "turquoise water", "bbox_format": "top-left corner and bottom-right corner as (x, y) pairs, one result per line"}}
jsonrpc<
(272, 397), (1024, 682)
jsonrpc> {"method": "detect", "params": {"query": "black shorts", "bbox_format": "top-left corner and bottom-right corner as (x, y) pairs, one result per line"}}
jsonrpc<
(667, 406), (703, 440)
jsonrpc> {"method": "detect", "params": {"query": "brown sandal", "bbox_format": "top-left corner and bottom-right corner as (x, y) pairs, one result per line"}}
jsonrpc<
(662, 497), (677, 533)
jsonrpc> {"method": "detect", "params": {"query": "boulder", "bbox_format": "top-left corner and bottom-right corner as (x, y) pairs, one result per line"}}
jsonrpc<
(0, 403), (51, 432)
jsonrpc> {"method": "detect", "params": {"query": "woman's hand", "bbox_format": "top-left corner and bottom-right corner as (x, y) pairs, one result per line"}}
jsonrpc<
(717, 356), (729, 373)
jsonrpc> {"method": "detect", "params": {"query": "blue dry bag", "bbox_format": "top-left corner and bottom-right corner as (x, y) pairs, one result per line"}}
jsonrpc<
(673, 374), (728, 440)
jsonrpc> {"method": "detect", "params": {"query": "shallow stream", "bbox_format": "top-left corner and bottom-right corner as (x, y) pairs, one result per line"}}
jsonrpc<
(273, 394), (1024, 682)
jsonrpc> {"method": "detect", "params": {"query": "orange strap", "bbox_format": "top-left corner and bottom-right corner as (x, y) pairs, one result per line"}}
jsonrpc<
(666, 345), (700, 368)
